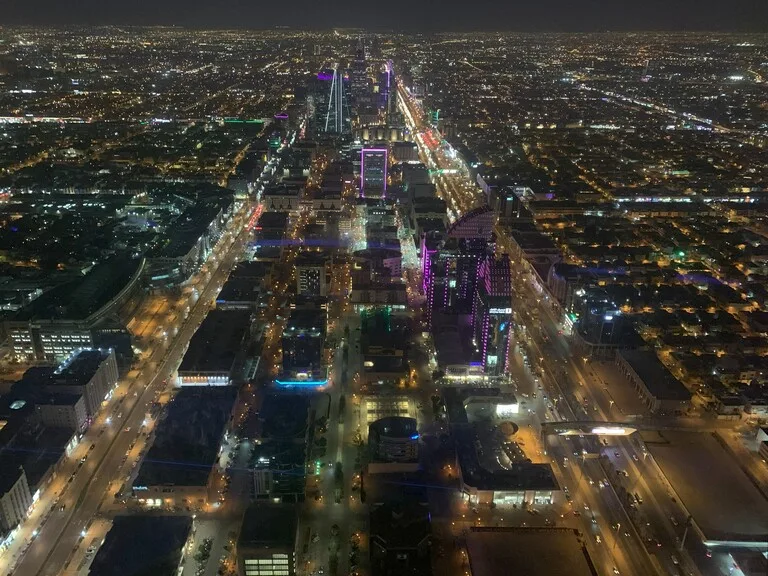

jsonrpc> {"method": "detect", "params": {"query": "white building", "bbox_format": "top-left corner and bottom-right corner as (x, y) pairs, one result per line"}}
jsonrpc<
(0, 466), (33, 537)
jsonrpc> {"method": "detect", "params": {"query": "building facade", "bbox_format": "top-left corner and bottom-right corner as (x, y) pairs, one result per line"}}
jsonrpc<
(360, 148), (388, 198)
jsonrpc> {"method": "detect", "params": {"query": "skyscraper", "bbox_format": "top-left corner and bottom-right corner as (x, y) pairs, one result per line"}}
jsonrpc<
(360, 148), (388, 198)
(350, 41), (368, 100)
(473, 255), (512, 374)
(324, 66), (348, 134)
(424, 206), (495, 325)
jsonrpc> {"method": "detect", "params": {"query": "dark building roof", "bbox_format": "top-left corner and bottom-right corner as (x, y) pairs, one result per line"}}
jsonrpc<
(133, 387), (236, 488)
(88, 515), (192, 576)
(178, 310), (250, 374)
(150, 198), (231, 258)
(466, 527), (598, 576)
(369, 416), (417, 439)
(238, 504), (298, 551)
(370, 502), (430, 550)
(13, 257), (142, 322)
(0, 463), (25, 498)
(230, 261), (272, 280)
(260, 394), (309, 441)
(51, 349), (112, 386)
(618, 350), (692, 401)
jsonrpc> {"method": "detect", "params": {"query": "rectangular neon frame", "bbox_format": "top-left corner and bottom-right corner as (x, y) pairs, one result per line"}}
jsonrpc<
(360, 148), (388, 198)
(275, 378), (328, 387)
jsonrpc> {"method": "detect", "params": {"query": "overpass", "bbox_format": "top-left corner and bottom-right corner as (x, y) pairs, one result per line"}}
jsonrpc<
(540, 421), (638, 436)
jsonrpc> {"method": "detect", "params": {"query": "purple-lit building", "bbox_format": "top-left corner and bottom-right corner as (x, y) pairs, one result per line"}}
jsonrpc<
(423, 206), (495, 327)
(472, 255), (512, 374)
(360, 148), (388, 198)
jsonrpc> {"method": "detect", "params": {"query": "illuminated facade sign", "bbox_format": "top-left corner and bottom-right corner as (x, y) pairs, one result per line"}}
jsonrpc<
(489, 307), (512, 315)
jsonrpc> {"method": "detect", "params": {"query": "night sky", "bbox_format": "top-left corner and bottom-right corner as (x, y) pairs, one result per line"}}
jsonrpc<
(3, 0), (768, 31)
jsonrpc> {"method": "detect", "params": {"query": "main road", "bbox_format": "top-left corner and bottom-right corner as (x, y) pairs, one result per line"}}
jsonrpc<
(394, 71), (673, 576)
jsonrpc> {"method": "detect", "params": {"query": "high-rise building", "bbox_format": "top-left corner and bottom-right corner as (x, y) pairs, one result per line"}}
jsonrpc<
(473, 255), (512, 374)
(360, 148), (388, 198)
(350, 42), (368, 99)
(324, 66), (348, 134)
(424, 206), (495, 325)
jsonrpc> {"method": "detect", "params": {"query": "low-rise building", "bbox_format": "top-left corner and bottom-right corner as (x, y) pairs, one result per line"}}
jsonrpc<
(368, 416), (419, 473)
(177, 310), (251, 386)
(131, 387), (236, 508)
(615, 350), (692, 414)
(88, 515), (193, 576)
(237, 504), (298, 576)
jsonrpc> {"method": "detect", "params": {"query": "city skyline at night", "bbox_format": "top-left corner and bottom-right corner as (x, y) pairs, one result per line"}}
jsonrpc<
(0, 24), (767, 576)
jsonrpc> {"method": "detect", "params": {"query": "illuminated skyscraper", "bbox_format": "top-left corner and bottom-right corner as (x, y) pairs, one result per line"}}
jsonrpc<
(350, 41), (368, 99)
(472, 255), (512, 374)
(324, 65), (348, 134)
(360, 148), (388, 198)
(424, 206), (495, 326)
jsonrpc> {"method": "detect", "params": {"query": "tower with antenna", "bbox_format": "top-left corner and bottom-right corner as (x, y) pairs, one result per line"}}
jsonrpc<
(324, 65), (347, 133)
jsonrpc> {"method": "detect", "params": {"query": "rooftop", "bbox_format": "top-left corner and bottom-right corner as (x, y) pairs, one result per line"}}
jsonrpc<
(52, 349), (112, 386)
(466, 527), (598, 576)
(133, 386), (236, 488)
(647, 431), (768, 543)
(370, 500), (431, 551)
(618, 350), (692, 401)
(13, 256), (142, 322)
(88, 515), (192, 576)
(238, 504), (298, 551)
(369, 416), (418, 439)
(178, 310), (250, 375)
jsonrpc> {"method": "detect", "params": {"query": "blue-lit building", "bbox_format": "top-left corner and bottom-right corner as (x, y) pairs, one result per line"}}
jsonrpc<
(279, 308), (326, 385)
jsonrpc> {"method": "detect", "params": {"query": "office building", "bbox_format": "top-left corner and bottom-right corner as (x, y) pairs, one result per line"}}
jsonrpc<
(368, 416), (419, 468)
(350, 43), (369, 99)
(0, 466), (32, 538)
(280, 308), (326, 383)
(35, 393), (88, 432)
(425, 206), (495, 325)
(361, 148), (388, 198)
(6, 256), (144, 363)
(472, 256), (512, 374)
(47, 349), (119, 419)
(295, 252), (329, 297)
(237, 504), (298, 576)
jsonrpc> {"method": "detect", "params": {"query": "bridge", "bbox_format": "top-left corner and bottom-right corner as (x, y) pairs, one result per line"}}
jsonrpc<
(540, 421), (638, 436)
